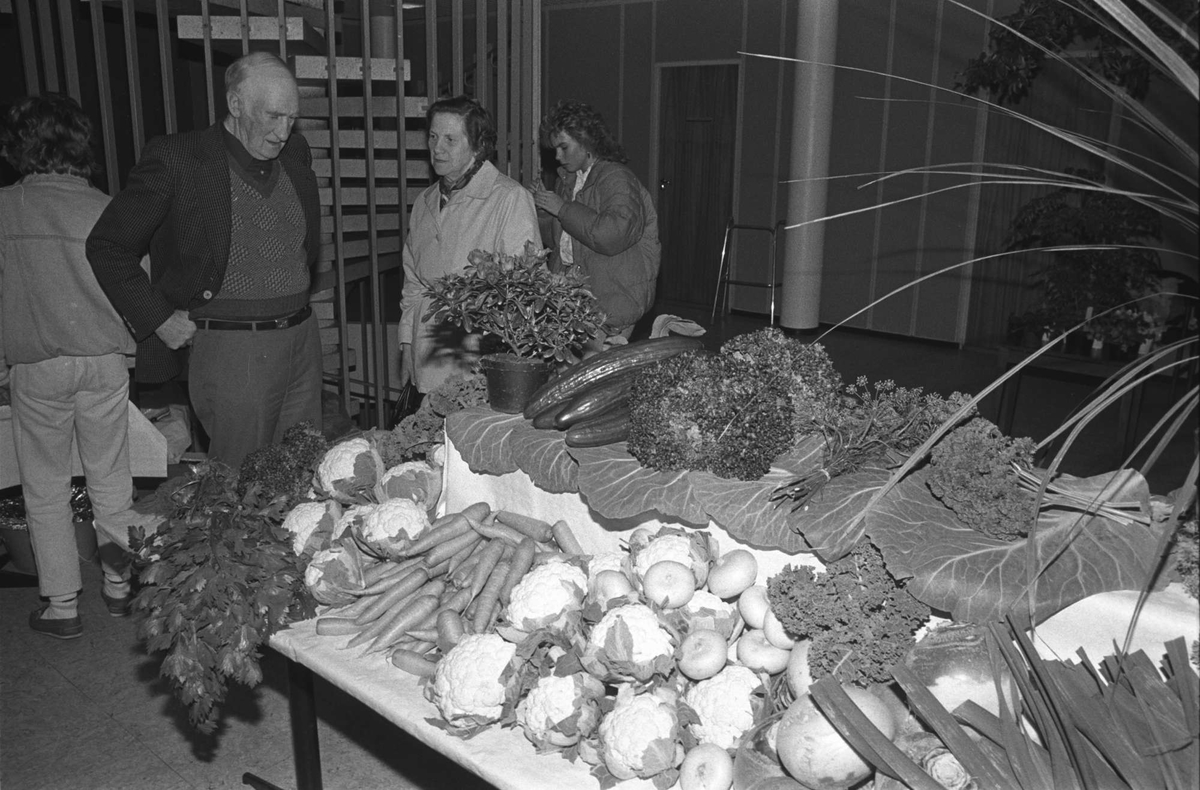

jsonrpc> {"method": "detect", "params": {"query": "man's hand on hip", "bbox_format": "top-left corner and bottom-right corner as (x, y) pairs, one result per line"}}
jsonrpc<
(155, 310), (197, 349)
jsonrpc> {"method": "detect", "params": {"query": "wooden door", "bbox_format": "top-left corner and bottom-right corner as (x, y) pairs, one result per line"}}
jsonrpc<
(656, 63), (738, 307)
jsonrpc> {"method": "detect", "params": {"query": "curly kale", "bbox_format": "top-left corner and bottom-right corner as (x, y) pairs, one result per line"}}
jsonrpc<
(376, 371), (490, 465)
(926, 417), (1038, 541)
(767, 541), (931, 687)
(774, 378), (974, 510)
(627, 350), (795, 481)
(721, 327), (844, 435)
(236, 421), (329, 506)
(1172, 515), (1198, 600)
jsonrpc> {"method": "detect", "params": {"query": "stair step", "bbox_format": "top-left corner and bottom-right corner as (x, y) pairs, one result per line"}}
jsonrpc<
(320, 213), (408, 236)
(318, 185), (424, 207)
(176, 15), (325, 50)
(311, 157), (428, 180)
(304, 129), (427, 150)
(293, 55), (410, 82)
(301, 96), (426, 119)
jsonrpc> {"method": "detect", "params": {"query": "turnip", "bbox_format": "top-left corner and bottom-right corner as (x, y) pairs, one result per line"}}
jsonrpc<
(774, 686), (896, 789)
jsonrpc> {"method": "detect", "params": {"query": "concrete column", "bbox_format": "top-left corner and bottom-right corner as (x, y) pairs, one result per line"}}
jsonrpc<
(781, 0), (839, 330)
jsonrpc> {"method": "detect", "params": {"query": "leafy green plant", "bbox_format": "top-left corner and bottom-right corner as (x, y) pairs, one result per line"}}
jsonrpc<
(423, 241), (607, 363)
(128, 463), (316, 733)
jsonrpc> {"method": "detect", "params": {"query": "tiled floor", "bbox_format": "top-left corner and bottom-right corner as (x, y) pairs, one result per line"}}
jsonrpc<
(1, 313), (1194, 790)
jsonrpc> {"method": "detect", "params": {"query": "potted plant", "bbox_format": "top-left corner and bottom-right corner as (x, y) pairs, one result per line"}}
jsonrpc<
(424, 241), (607, 413)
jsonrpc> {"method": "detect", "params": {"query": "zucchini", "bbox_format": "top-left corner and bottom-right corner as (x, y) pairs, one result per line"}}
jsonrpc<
(531, 401), (570, 430)
(522, 336), (703, 419)
(565, 404), (632, 447)
(554, 371), (637, 429)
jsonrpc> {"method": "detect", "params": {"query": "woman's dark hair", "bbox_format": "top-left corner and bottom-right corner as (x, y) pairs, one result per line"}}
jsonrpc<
(540, 100), (627, 165)
(426, 95), (496, 162)
(0, 93), (98, 178)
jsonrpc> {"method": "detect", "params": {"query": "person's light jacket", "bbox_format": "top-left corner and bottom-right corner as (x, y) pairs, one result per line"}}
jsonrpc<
(550, 159), (661, 332)
(399, 160), (540, 393)
(0, 174), (134, 384)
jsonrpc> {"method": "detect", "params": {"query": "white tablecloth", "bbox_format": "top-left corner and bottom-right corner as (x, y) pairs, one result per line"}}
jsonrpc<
(270, 619), (653, 790)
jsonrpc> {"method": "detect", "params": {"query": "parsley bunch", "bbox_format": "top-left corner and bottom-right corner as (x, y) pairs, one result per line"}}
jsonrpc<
(129, 463), (316, 733)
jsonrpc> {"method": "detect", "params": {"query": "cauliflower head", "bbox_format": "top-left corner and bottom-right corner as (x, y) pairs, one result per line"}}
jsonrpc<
(432, 634), (518, 730)
(314, 437), (385, 503)
(679, 590), (739, 640)
(281, 500), (344, 557)
(683, 664), (764, 750)
(506, 559), (588, 632)
(343, 499), (430, 560)
(598, 689), (684, 781)
(583, 603), (675, 682)
(374, 459), (442, 519)
(588, 551), (629, 581)
(517, 672), (605, 750)
(630, 528), (715, 588)
(304, 542), (367, 605)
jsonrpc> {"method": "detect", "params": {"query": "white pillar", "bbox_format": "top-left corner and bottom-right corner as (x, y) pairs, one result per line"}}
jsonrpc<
(781, 0), (839, 330)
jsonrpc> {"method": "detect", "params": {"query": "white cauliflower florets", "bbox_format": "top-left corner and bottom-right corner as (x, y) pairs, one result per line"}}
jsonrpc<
(631, 530), (713, 587)
(281, 500), (343, 556)
(684, 664), (763, 750)
(582, 603), (675, 682)
(314, 437), (384, 502)
(432, 633), (517, 729)
(517, 673), (605, 749)
(598, 689), (684, 781)
(588, 551), (628, 581)
(343, 499), (429, 560)
(680, 590), (739, 639)
(374, 460), (442, 517)
(506, 559), (588, 632)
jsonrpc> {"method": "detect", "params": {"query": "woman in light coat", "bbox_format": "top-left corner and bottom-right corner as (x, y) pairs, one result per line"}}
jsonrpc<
(399, 96), (540, 393)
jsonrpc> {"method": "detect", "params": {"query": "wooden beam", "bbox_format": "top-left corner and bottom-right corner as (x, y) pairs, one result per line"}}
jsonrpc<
(310, 157), (429, 180)
(303, 129), (427, 150)
(176, 14), (326, 50)
(292, 55), (410, 81)
(300, 95), (427, 118)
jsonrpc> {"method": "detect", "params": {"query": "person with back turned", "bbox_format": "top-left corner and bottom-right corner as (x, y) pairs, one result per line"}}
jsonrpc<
(87, 51), (323, 469)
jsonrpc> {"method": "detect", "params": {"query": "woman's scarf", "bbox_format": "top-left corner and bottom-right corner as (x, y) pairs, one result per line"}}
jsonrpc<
(438, 158), (485, 210)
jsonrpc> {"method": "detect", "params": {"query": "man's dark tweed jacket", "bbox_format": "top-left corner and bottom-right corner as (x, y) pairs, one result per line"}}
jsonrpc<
(87, 122), (321, 383)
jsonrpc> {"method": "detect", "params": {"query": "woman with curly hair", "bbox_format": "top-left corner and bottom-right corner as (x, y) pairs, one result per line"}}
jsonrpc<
(534, 100), (660, 343)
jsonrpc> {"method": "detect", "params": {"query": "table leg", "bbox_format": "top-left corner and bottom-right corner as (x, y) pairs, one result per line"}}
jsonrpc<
(289, 660), (324, 790)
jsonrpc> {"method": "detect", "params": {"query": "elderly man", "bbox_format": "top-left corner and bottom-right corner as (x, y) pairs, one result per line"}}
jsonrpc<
(88, 52), (322, 468)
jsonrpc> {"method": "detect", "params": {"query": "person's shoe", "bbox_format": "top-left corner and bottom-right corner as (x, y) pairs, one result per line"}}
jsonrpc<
(29, 605), (83, 639)
(100, 589), (133, 617)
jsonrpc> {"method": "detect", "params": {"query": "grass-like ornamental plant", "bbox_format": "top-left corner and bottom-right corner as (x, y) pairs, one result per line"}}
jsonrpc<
(423, 241), (607, 364)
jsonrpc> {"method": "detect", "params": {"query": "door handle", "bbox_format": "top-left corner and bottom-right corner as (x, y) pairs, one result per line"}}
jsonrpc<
(660, 179), (671, 190)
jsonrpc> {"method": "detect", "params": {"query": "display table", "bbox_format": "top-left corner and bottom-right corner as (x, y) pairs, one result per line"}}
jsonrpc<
(265, 431), (1199, 790)
(0, 401), (168, 489)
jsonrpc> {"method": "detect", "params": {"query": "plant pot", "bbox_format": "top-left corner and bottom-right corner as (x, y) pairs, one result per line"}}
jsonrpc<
(479, 353), (553, 414)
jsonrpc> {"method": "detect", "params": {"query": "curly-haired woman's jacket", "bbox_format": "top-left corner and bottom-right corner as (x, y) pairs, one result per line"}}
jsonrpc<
(550, 160), (661, 331)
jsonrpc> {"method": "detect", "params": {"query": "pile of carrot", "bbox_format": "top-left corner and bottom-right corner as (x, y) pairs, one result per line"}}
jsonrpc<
(313, 501), (584, 678)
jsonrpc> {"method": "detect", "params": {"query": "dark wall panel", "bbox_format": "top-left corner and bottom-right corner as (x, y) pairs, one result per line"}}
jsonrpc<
(544, 3), (623, 157)
(653, 0), (742, 64)
(621, 1), (654, 186)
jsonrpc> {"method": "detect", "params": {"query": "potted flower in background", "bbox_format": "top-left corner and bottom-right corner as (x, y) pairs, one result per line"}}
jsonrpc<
(424, 241), (607, 413)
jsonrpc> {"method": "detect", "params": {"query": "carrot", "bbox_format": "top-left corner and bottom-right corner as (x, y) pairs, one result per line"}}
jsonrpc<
(436, 610), (466, 652)
(346, 578), (445, 647)
(362, 555), (423, 586)
(327, 593), (377, 620)
(353, 568), (430, 625)
(467, 516), (527, 547)
(468, 539), (508, 601)
(448, 536), (491, 583)
(402, 514), (473, 557)
(422, 530), (483, 568)
(471, 559), (510, 634)
(495, 511), (555, 543)
(389, 648), (439, 677)
(407, 640), (438, 656)
(359, 562), (426, 596)
(449, 555), (481, 588)
(460, 501), (492, 522)
(551, 520), (584, 555)
(437, 586), (475, 615)
(499, 537), (538, 605)
(315, 617), (362, 637)
(425, 556), (451, 578)
(404, 628), (440, 642)
(368, 594), (442, 654)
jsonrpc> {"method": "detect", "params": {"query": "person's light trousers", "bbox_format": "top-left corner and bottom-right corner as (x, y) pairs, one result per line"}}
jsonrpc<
(10, 354), (133, 598)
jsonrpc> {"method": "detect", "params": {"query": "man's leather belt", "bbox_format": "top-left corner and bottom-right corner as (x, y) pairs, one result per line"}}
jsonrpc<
(194, 304), (311, 332)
